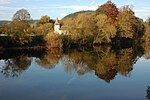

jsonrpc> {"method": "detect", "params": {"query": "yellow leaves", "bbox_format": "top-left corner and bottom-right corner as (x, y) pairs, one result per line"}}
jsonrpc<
(44, 33), (63, 48)
(36, 48), (62, 69)
(37, 15), (51, 26)
(96, 14), (107, 28)
(117, 6), (144, 39)
(34, 23), (53, 35)
(94, 14), (117, 44)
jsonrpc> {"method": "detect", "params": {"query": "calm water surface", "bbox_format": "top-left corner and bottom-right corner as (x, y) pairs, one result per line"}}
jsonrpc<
(0, 46), (150, 100)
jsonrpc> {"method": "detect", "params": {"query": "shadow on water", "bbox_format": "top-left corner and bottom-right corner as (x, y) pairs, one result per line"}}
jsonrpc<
(0, 48), (46, 77)
(0, 43), (148, 83)
(146, 86), (150, 100)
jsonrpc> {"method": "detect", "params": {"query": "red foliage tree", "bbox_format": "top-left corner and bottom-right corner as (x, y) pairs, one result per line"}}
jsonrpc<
(96, 1), (119, 20)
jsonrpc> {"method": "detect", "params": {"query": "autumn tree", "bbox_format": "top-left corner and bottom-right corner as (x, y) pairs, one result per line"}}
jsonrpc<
(35, 15), (54, 35)
(8, 20), (32, 45)
(117, 5), (144, 39)
(96, 1), (119, 20)
(37, 15), (52, 26)
(147, 17), (150, 25)
(93, 14), (117, 44)
(44, 32), (63, 49)
(62, 13), (96, 45)
(143, 17), (150, 42)
(93, 1), (119, 44)
(0, 24), (10, 34)
(35, 23), (53, 35)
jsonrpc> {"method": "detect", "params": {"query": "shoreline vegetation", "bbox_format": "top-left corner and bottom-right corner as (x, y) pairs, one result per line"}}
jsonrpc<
(0, 1), (150, 50)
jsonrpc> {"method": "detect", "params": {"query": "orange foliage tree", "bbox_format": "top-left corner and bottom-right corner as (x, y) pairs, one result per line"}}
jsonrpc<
(96, 1), (119, 20)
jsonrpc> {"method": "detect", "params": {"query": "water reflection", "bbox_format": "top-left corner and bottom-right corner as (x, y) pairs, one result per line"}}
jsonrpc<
(143, 43), (150, 59)
(146, 86), (150, 100)
(36, 48), (62, 69)
(1, 55), (32, 77)
(60, 45), (144, 82)
(0, 48), (45, 77)
(0, 44), (148, 82)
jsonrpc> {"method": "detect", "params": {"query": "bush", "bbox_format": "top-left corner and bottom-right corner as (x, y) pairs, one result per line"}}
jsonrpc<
(44, 32), (63, 49)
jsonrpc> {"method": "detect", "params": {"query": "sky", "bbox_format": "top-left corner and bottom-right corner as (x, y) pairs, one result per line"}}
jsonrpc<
(0, 0), (150, 21)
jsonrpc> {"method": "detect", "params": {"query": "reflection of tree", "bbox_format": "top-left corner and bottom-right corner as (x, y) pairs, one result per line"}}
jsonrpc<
(61, 45), (144, 83)
(36, 48), (62, 69)
(115, 48), (135, 76)
(62, 49), (93, 76)
(143, 43), (150, 59)
(115, 46), (144, 76)
(0, 55), (32, 77)
(146, 86), (150, 99)
(93, 46), (117, 83)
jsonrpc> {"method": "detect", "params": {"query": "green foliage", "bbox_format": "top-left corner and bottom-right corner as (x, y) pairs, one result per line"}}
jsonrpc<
(34, 23), (53, 35)
(62, 13), (96, 45)
(35, 15), (54, 35)
(37, 15), (51, 26)
(8, 20), (32, 44)
(9, 20), (30, 34)
(96, 8), (106, 14)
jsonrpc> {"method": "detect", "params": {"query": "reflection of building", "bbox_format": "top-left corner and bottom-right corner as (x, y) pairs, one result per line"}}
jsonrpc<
(54, 18), (68, 35)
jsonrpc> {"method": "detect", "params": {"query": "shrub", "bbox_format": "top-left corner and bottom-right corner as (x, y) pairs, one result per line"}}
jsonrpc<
(44, 32), (63, 49)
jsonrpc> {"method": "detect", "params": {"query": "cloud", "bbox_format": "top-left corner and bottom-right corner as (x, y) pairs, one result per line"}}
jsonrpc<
(29, 4), (98, 12)
(134, 6), (150, 20)
(0, 0), (13, 4)
(58, 5), (98, 11)
(0, 6), (18, 10)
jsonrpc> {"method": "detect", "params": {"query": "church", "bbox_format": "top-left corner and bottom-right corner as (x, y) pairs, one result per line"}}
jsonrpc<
(54, 18), (68, 35)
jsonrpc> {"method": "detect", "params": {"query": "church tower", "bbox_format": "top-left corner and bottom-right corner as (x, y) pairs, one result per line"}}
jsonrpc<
(54, 17), (61, 33)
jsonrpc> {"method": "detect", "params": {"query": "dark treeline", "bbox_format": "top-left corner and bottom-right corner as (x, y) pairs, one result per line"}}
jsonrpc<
(0, 35), (45, 48)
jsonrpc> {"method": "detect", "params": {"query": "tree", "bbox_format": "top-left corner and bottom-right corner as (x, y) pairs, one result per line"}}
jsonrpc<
(9, 20), (32, 45)
(147, 17), (150, 25)
(143, 21), (150, 42)
(12, 9), (31, 21)
(62, 13), (96, 45)
(35, 15), (54, 35)
(37, 15), (52, 26)
(94, 14), (117, 44)
(96, 1), (119, 20)
(117, 5), (144, 39)
(44, 32), (63, 48)
(35, 23), (53, 35)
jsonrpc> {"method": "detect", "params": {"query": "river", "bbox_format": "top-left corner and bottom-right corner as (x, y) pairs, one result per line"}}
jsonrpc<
(0, 45), (150, 100)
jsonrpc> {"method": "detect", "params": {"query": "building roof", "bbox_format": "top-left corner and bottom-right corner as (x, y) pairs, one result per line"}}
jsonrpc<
(55, 17), (60, 25)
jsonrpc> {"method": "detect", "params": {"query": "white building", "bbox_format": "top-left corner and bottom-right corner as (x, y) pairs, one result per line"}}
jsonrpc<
(54, 18), (68, 35)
